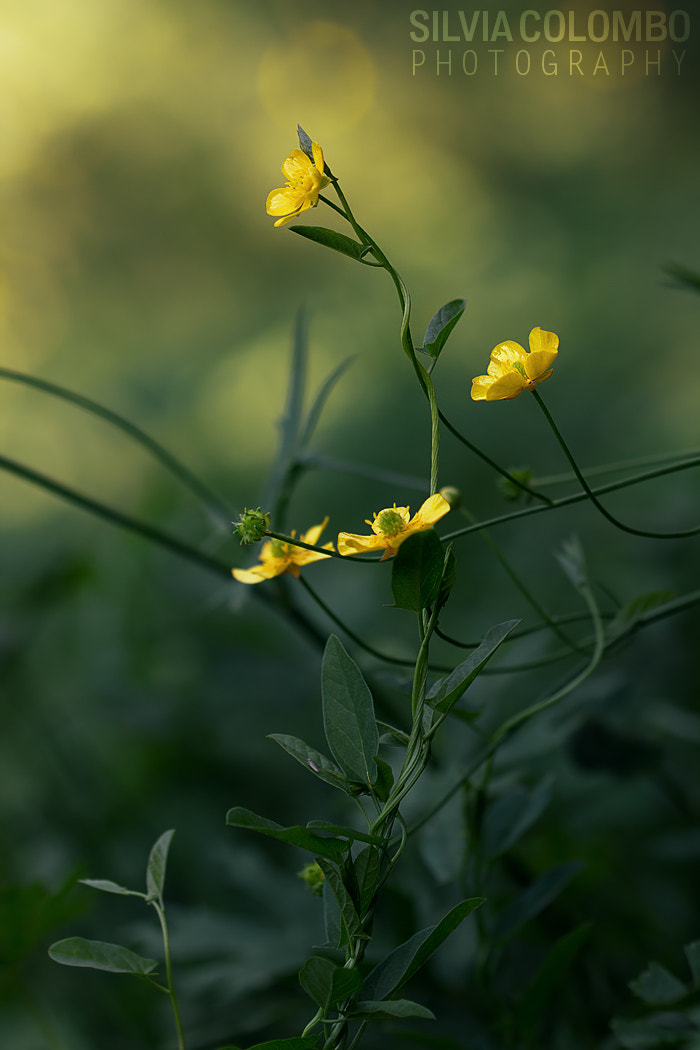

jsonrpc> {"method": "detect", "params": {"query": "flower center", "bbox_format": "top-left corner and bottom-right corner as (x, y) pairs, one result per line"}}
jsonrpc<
(375, 509), (405, 537)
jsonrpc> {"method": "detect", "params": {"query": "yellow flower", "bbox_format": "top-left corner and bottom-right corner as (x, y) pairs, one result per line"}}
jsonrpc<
(337, 495), (451, 561)
(266, 141), (331, 227)
(232, 518), (333, 584)
(471, 327), (559, 401)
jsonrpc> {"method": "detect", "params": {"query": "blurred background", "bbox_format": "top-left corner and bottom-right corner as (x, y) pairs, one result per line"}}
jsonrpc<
(2, 1), (700, 1047)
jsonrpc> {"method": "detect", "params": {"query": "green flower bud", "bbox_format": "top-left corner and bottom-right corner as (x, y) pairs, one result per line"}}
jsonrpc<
(233, 507), (271, 545)
(297, 861), (325, 897)
(498, 468), (533, 503)
(438, 486), (461, 509)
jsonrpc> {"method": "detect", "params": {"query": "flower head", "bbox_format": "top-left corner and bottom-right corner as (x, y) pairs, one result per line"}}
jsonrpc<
(471, 327), (559, 401)
(266, 141), (331, 227)
(232, 518), (333, 584)
(337, 495), (451, 561)
(233, 507), (271, 545)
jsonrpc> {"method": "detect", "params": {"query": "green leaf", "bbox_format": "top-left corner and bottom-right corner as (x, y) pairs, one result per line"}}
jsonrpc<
(146, 829), (174, 902)
(299, 955), (362, 1010)
(513, 923), (591, 1034)
(426, 620), (519, 715)
(420, 299), (466, 372)
(79, 879), (145, 899)
(48, 937), (158, 975)
(297, 123), (315, 159)
(629, 962), (687, 1005)
(225, 807), (346, 861)
(352, 846), (383, 916)
(289, 226), (367, 262)
(322, 635), (378, 787)
(555, 535), (587, 591)
(316, 859), (363, 945)
(353, 999), (435, 1020)
(363, 898), (484, 1001)
(306, 821), (383, 846)
(268, 734), (350, 793)
(684, 940), (700, 987)
(218, 1039), (319, 1050)
(436, 545), (457, 611)
(611, 1013), (696, 1048)
(607, 591), (677, 642)
(663, 261), (700, 295)
(390, 530), (444, 612)
(482, 776), (554, 860)
(372, 756), (395, 802)
(493, 861), (584, 942)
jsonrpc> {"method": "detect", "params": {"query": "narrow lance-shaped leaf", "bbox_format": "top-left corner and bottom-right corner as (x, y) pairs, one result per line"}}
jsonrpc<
(226, 807), (346, 861)
(363, 898), (484, 1001)
(353, 999), (435, 1020)
(427, 620), (519, 715)
(316, 859), (363, 945)
(289, 225), (369, 262)
(322, 635), (378, 787)
(79, 879), (145, 899)
(146, 829), (174, 902)
(390, 529), (444, 612)
(299, 954), (362, 1011)
(49, 937), (158, 975)
(268, 733), (351, 793)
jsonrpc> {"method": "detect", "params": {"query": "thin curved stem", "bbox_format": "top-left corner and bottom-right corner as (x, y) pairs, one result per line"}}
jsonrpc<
(439, 408), (553, 505)
(0, 365), (232, 527)
(531, 389), (700, 539)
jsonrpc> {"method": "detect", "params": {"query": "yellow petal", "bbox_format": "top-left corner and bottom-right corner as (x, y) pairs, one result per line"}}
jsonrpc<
(525, 349), (558, 381)
(282, 149), (311, 180)
(484, 373), (527, 400)
(409, 494), (451, 529)
(311, 141), (325, 173)
(300, 517), (329, 547)
(232, 561), (284, 584)
(528, 327), (559, 355)
(337, 531), (387, 556)
(471, 375), (494, 401)
(488, 341), (527, 378)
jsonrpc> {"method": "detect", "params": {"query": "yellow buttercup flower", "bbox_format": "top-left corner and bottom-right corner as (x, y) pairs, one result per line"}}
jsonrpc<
(266, 141), (331, 227)
(232, 518), (333, 584)
(337, 495), (451, 561)
(471, 327), (559, 401)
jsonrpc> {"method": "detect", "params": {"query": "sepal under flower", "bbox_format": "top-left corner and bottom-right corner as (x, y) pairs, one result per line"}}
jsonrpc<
(337, 495), (451, 561)
(471, 327), (559, 401)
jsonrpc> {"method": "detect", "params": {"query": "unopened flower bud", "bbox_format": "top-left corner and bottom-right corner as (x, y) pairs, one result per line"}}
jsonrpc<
(297, 861), (325, 897)
(438, 486), (461, 509)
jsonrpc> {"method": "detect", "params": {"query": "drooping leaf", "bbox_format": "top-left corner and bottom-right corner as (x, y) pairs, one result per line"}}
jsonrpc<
(225, 807), (346, 861)
(316, 859), (362, 945)
(420, 299), (466, 372)
(48, 937), (158, 975)
(493, 861), (584, 942)
(426, 620), (519, 715)
(482, 776), (554, 859)
(353, 999), (435, 1020)
(322, 636), (378, 787)
(268, 734), (350, 793)
(363, 898), (484, 1001)
(352, 846), (383, 917)
(629, 961), (687, 1005)
(390, 529), (444, 612)
(306, 821), (383, 847)
(146, 829), (174, 902)
(299, 955), (362, 1010)
(79, 879), (144, 899)
(289, 226), (368, 262)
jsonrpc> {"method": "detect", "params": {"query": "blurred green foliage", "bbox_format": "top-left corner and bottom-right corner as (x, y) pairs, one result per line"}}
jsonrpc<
(2, 2), (700, 1048)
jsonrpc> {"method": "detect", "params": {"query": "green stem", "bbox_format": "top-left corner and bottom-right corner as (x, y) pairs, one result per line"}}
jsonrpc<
(457, 504), (586, 655)
(151, 901), (186, 1050)
(0, 452), (233, 579)
(438, 408), (553, 505)
(0, 365), (232, 527)
(531, 388), (700, 539)
(442, 452), (700, 542)
(265, 528), (373, 563)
